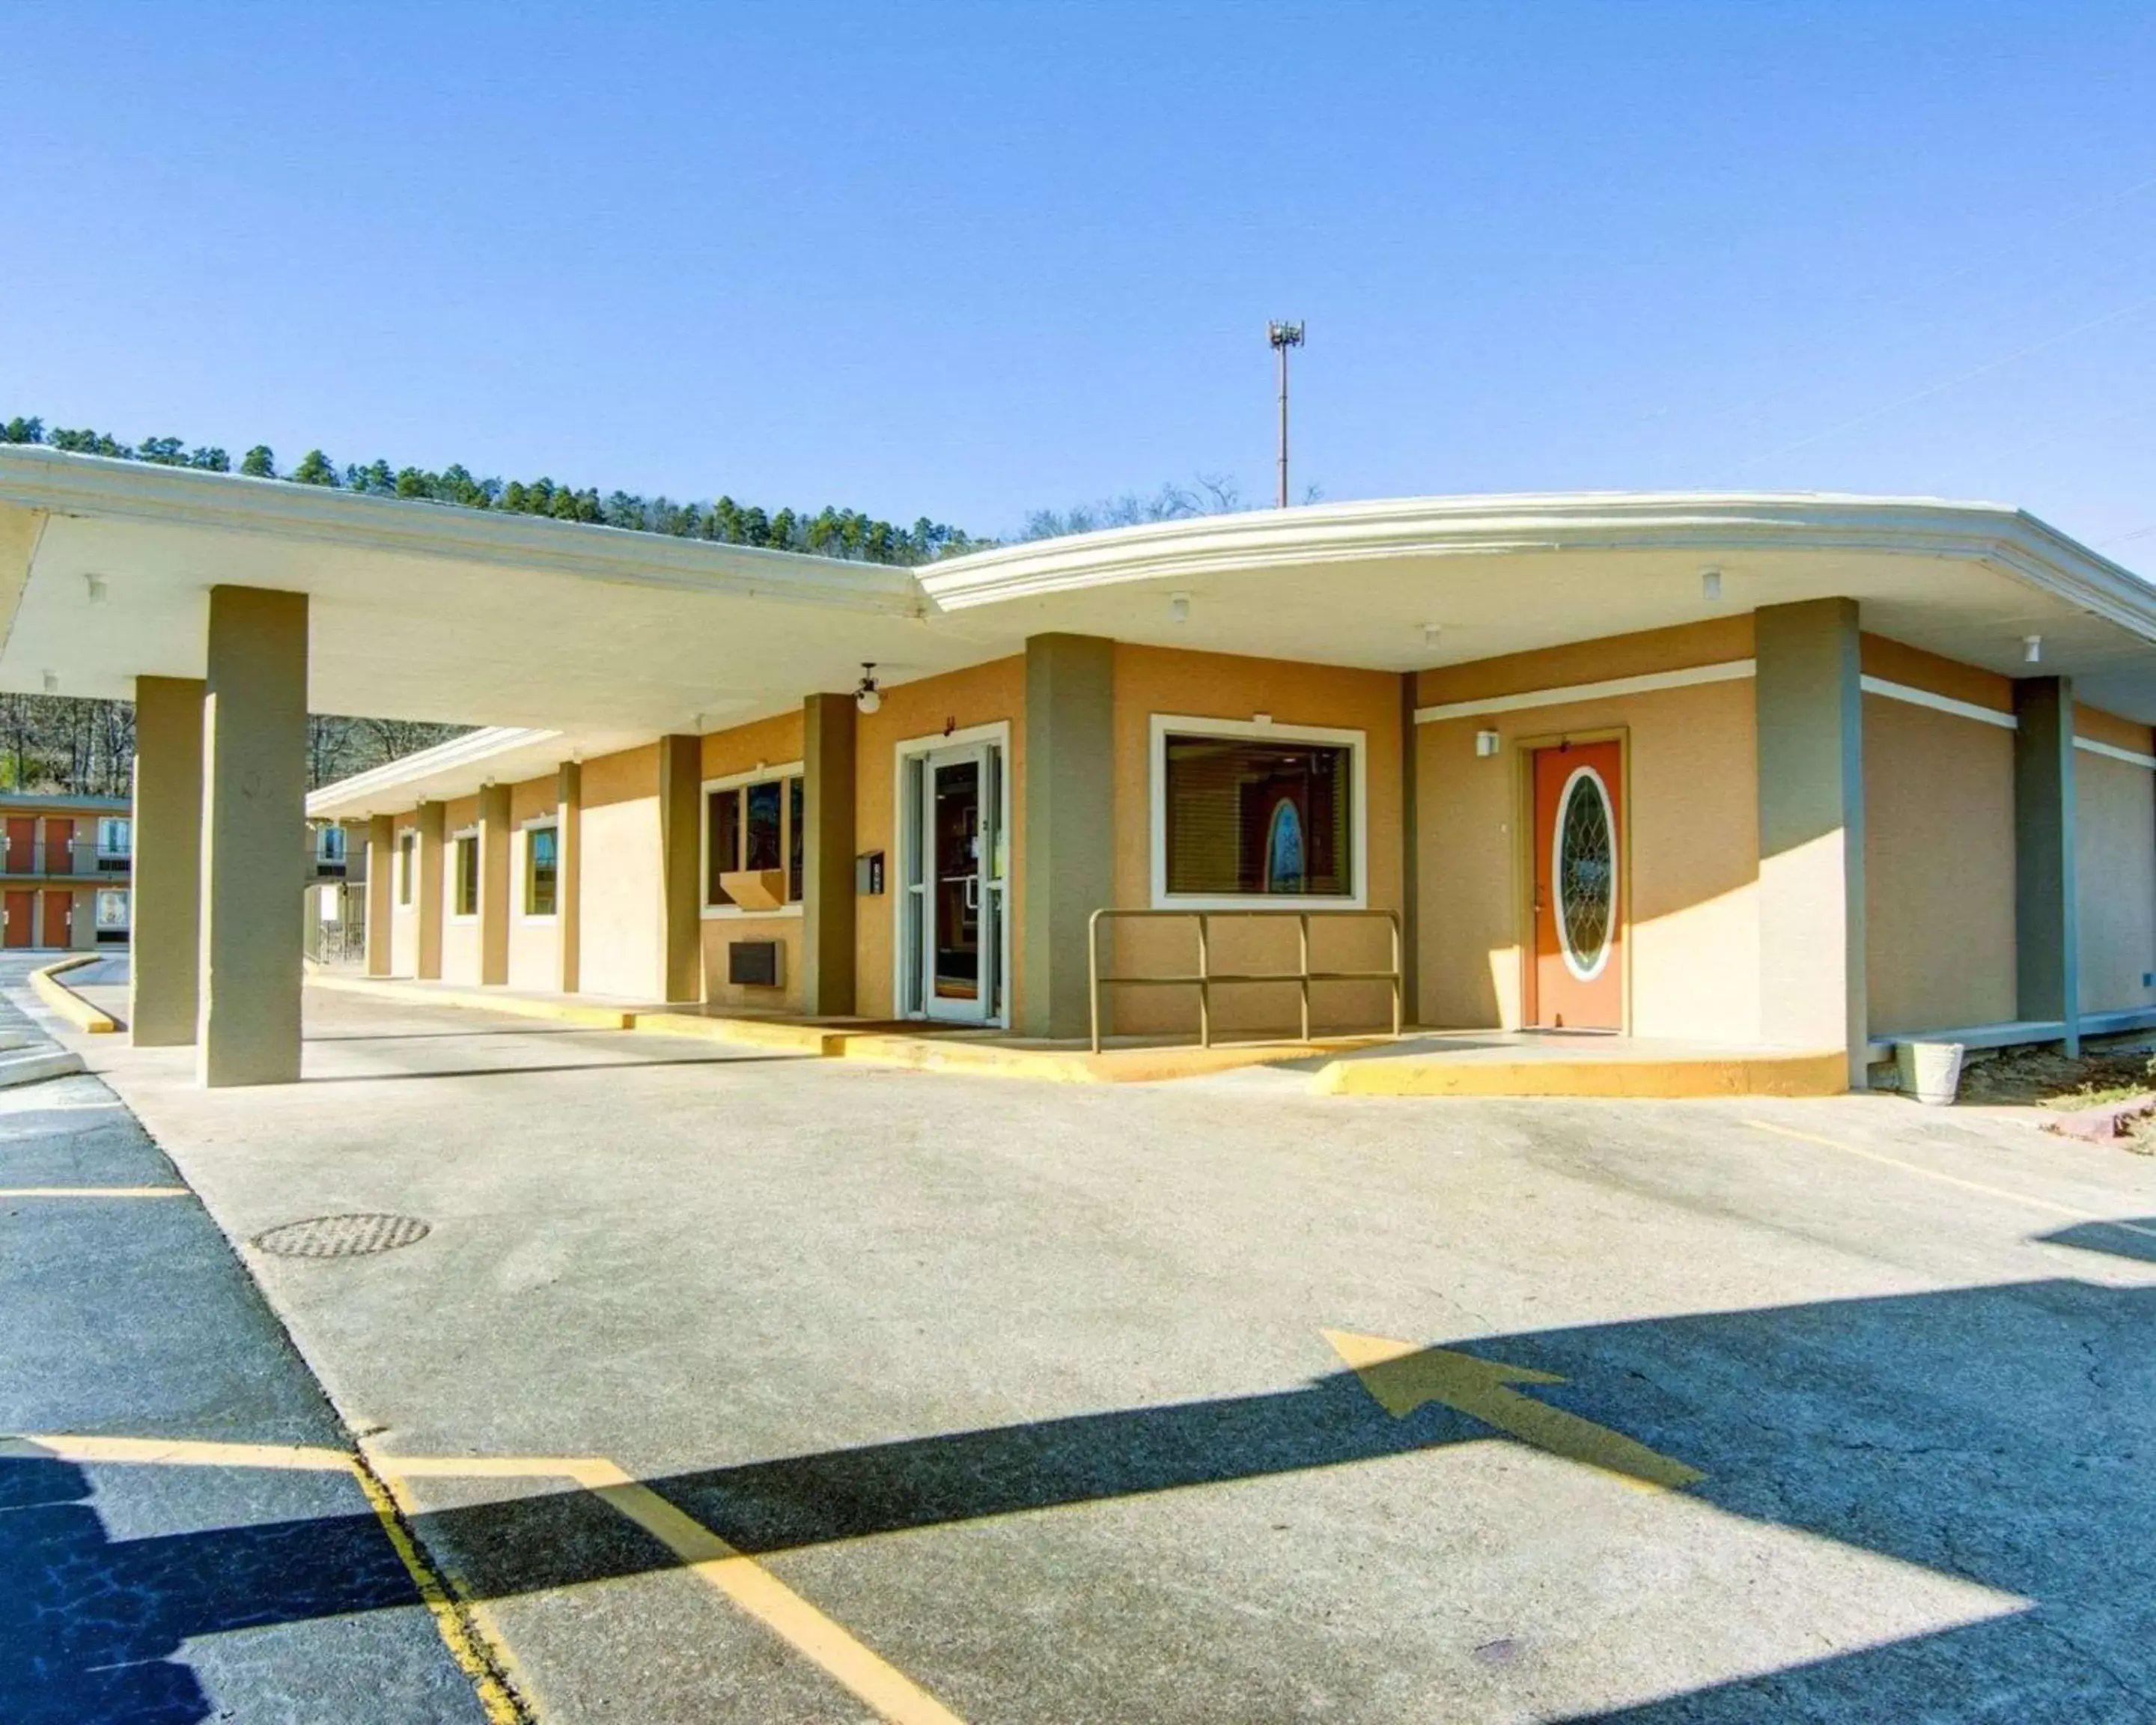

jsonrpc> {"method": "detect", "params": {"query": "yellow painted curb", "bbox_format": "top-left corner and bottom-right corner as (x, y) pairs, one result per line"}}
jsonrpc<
(1310, 1049), (1849, 1099)
(838, 1033), (1371, 1084)
(307, 973), (633, 1029)
(627, 1011), (846, 1056)
(31, 955), (119, 1034)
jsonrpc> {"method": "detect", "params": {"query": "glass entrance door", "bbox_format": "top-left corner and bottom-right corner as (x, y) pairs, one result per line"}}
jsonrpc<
(915, 740), (1002, 1024)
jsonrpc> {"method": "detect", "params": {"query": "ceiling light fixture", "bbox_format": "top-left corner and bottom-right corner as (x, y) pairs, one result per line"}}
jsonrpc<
(1702, 568), (1723, 601)
(1423, 621), (1443, 649)
(1169, 592), (1191, 624)
(85, 574), (109, 606)
(41, 670), (58, 694)
(854, 663), (883, 715)
(2024, 634), (2043, 664)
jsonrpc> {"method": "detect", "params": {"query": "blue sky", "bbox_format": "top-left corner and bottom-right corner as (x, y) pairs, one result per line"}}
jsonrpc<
(4, 2), (2153, 559)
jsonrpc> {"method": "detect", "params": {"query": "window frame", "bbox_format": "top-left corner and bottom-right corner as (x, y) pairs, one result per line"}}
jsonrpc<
(396, 830), (417, 907)
(94, 886), (130, 930)
(96, 817), (131, 858)
(521, 819), (560, 921)
(314, 824), (347, 865)
(1148, 714), (1368, 910)
(700, 760), (806, 919)
(449, 828), (480, 921)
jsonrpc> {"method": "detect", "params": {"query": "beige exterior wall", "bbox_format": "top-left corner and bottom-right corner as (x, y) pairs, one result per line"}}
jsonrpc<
(2077, 747), (2156, 1015)
(1109, 644), (1404, 1036)
(1862, 693), (2017, 1035)
(853, 657), (1026, 1020)
(1416, 619), (1760, 1041)
(698, 710), (807, 1013)
(576, 743), (663, 1000)
(389, 812), (420, 976)
(2074, 702), (2153, 754)
(438, 793), (481, 985)
(507, 775), (561, 994)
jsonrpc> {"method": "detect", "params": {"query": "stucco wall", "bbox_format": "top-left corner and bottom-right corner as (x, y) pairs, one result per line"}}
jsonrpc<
(389, 812), (418, 976)
(2077, 746), (2156, 1015)
(576, 743), (662, 1000)
(507, 774), (560, 994)
(698, 708), (808, 1012)
(1862, 694), (2017, 1035)
(852, 657), (1026, 1020)
(1109, 645), (1403, 1036)
(438, 794), (481, 985)
(1415, 620), (1759, 1041)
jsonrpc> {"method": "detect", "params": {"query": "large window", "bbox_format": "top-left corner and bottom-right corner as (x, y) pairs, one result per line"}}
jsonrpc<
(453, 833), (478, 917)
(1154, 719), (1362, 905)
(398, 831), (417, 906)
(525, 824), (558, 917)
(704, 766), (805, 910)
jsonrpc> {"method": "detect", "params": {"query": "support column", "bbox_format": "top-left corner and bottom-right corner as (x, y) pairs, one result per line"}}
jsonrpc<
(657, 734), (702, 1003)
(129, 675), (204, 1046)
(803, 693), (857, 1016)
(415, 802), (446, 978)
(363, 815), (394, 976)
(198, 585), (308, 1087)
(1400, 672), (1421, 1029)
(70, 886), (96, 951)
(1755, 598), (1867, 1086)
(1021, 633), (1115, 1040)
(2014, 675), (2080, 1055)
(557, 761), (582, 995)
(477, 783), (511, 986)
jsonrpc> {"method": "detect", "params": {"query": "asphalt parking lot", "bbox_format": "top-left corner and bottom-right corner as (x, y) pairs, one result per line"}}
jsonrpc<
(20, 964), (2156, 1722)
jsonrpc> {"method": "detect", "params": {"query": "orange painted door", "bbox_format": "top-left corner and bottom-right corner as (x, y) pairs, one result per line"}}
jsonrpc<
(41, 889), (70, 949)
(4, 819), (32, 874)
(1529, 741), (1623, 1030)
(3, 891), (33, 949)
(44, 818), (72, 876)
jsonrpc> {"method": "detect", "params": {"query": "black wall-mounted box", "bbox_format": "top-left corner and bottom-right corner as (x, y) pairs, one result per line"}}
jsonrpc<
(728, 940), (782, 988)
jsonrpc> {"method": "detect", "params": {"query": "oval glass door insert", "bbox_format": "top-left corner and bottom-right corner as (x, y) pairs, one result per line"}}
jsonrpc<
(1553, 766), (1616, 980)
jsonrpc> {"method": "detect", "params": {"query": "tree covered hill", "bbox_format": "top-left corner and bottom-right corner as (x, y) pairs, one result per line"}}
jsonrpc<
(1, 414), (978, 565)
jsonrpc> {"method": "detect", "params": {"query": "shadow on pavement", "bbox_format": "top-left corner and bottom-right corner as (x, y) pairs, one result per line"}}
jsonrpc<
(7, 1275), (2149, 1716)
(2035, 1217), (2156, 1265)
(299, 1053), (802, 1084)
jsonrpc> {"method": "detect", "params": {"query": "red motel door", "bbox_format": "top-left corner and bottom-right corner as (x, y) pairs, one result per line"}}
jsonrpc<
(42, 890), (71, 949)
(44, 818), (72, 874)
(4, 819), (33, 874)
(3, 891), (33, 949)
(1529, 741), (1623, 1031)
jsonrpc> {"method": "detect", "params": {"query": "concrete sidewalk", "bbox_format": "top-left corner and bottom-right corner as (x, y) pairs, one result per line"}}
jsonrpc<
(0, 961), (503, 1724)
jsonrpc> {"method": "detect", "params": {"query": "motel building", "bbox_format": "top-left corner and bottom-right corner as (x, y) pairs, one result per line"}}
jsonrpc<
(3, 444), (2155, 1092)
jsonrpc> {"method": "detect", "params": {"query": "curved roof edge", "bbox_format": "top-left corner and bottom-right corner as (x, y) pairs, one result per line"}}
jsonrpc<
(922, 491), (2155, 640)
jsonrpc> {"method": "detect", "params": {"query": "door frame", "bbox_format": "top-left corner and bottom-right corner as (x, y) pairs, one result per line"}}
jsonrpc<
(891, 720), (1012, 1028)
(1514, 725), (1633, 1033)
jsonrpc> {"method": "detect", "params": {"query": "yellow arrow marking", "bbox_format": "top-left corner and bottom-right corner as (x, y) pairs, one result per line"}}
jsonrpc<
(1323, 1329), (1705, 1491)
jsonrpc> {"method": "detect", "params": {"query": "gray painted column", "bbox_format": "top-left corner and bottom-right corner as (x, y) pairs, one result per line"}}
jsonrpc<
(477, 782), (512, 986)
(363, 815), (394, 977)
(198, 585), (308, 1087)
(1021, 633), (1115, 1040)
(2014, 675), (2080, 1054)
(1754, 598), (1868, 1085)
(657, 734), (702, 1003)
(803, 692), (857, 1016)
(556, 761), (582, 995)
(1399, 672), (1421, 1029)
(130, 676), (204, 1044)
(415, 801), (446, 979)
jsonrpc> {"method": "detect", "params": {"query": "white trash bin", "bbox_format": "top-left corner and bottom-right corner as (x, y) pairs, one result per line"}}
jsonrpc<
(1895, 1041), (1965, 1107)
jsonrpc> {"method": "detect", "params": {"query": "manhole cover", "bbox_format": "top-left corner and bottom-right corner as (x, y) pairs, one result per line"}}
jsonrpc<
(252, 1213), (431, 1259)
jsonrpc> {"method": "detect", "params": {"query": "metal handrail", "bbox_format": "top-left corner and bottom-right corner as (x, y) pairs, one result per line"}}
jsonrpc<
(1087, 907), (1403, 1054)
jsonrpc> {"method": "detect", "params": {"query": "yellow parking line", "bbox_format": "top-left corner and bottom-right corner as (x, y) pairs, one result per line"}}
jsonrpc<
(1744, 1119), (2156, 1241)
(3, 1432), (356, 1470)
(0, 1185), (189, 1198)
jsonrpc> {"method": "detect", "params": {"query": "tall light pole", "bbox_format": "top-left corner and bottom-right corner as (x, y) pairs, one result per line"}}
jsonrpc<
(1268, 320), (1305, 508)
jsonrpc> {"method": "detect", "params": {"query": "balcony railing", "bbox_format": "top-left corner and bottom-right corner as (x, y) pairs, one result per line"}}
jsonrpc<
(0, 840), (133, 877)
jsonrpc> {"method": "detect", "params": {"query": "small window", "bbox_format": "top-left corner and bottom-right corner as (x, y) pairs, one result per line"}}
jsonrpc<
(97, 818), (130, 857)
(704, 771), (804, 909)
(1160, 731), (1356, 899)
(526, 824), (558, 916)
(315, 826), (347, 864)
(398, 831), (417, 906)
(454, 833), (478, 917)
(95, 887), (129, 929)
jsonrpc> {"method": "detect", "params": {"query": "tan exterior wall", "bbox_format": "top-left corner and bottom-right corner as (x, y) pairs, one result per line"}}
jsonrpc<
(439, 793), (481, 985)
(389, 812), (420, 976)
(1860, 633), (2014, 714)
(2077, 749), (2156, 1015)
(1862, 694), (2017, 1035)
(1110, 645), (1404, 1036)
(577, 743), (663, 1000)
(853, 657), (1026, 1020)
(2074, 702), (2153, 754)
(698, 709), (808, 1013)
(507, 775), (561, 994)
(1419, 677), (1759, 1040)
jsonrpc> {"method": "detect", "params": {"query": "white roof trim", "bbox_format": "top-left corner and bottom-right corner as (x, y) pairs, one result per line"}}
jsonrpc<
(305, 727), (558, 818)
(1860, 676), (2018, 731)
(2075, 736), (2156, 771)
